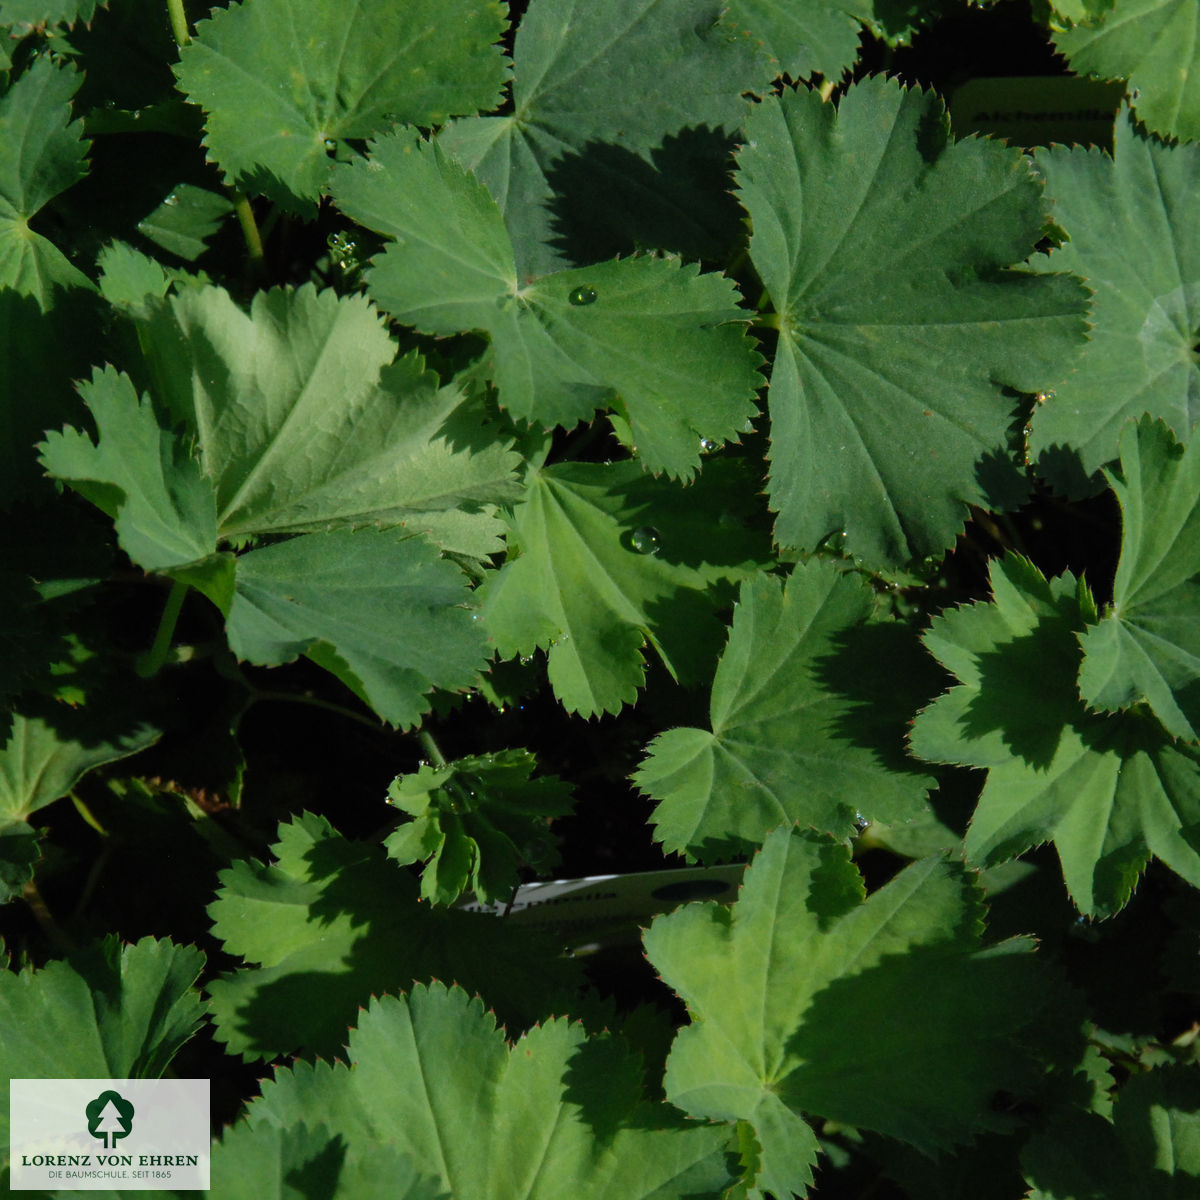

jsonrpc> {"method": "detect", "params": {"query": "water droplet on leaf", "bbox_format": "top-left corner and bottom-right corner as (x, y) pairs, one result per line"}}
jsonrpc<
(568, 285), (597, 306)
(631, 527), (660, 555)
(699, 437), (718, 453)
(163, 192), (178, 207)
(324, 138), (337, 152)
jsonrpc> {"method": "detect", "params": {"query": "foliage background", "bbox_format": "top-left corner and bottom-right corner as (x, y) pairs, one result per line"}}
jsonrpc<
(3, 0), (1200, 1196)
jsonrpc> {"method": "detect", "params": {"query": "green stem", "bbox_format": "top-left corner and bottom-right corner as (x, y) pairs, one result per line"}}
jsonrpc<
(258, 204), (283, 245)
(419, 730), (448, 768)
(233, 191), (266, 272)
(22, 881), (75, 953)
(166, 0), (191, 47)
(248, 688), (385, 734)
(70, 844), (112, 924)
(136, 579), (188, 678)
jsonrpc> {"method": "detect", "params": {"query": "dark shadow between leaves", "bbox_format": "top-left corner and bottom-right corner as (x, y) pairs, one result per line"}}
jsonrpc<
(962, 626), (1083, 770)
(0, 289), (102, 508)
(622, 459), (775, 573)
(780, 942), (1080, 1145)
(543, 127), (745, 268)
(964, 381), (1032, 517)
(211, 834), (582, 1062)
(1031, 441), (1109, 500)
(278, 1128), (347, 1199)
(814, 621), (947, 777)
(561, 1032), (652, 1138)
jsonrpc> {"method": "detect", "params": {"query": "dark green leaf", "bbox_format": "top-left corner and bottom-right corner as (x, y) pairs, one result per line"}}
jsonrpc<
(1029, 111), (1200, 493)
(440, 0), (762, 276)
(385, 748), (572, 904)
(910, 554), (1200, 917)
(0, 57), (93, 306)
(226, 528), (488, 729)
(737, 77), (1089, 566)
(636, 560), (938, 860)
(175, 0), (508, 209)
(1054, 0), (1200, 142)
(206, 813), (583, 1060)
(478, 460), (769, 715)
(247, 982), (740, 1199)
(0, 936), (206, 1151)
(1078, 418), (1200, 740)
(645, 827), (1070, 1197)
(335, 131), (763, 477)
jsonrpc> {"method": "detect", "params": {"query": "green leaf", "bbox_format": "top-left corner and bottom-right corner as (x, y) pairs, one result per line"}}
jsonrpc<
(1028, 111), (1200, 494)
(0, 819), (39, 905)
(725, 0), (864, 79)
(38, 365), (219, 572)
(910, 553), (1200, 917)
(1079, 418), (1200, 740)
(0, 936), (206, 1153)
(248, 981), (740, 1200)
(644, 827), (1067, 1198)
(0, 706), (159, 825)
(1024, 1065), (1200, 1197)
(1054, 0), (1200, 142)
(226, 528), (487, 728)
(439, 0), (763, 276)
(335, 131), (763, 478)
(0, 57), (94, 307)
(1, 1), (102, 31)
(174, 0), (508, 209)
(736, 77), (1089, 567)
(635, 560), (938, 860)
(478, 460), (770, 716)
(385, 748), (572, 905)
(136, 183), (233, 262)
(210, 1122), (443, 1200)
(96, 241), (171, 315)
(141, 283), (519, 548)
(206, 812), (583, 1060)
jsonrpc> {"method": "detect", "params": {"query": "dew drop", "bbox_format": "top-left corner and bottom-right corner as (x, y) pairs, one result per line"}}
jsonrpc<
(163, 192), (178, 207)
(699, 437), (718, 454)
(631, 526), (661, 555)
(568, 284), (597, 306)
(324, 138), (337, 152)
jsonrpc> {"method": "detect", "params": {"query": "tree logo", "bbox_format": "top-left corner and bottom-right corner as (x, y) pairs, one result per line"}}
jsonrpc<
(85, 1090), (135, 1149)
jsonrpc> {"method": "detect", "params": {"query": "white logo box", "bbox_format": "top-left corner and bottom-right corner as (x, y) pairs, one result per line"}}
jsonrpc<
(9, 1079), (209, 1191)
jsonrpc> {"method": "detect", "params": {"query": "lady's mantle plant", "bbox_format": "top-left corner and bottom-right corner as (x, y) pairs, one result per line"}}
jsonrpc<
(3, 0), (1200, 1195)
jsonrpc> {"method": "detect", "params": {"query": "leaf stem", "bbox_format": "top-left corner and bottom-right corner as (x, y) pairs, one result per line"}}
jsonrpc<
(247, 688), (386, 734)
(70, 790), (109, 837)
(22, 881), (75, 953)
(166, 0), (191, 47)
(233, 191), (266, 273)
(419, 730), (448, 768)
(70, 844), (112, 924)
(136, 578), (189, 678)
